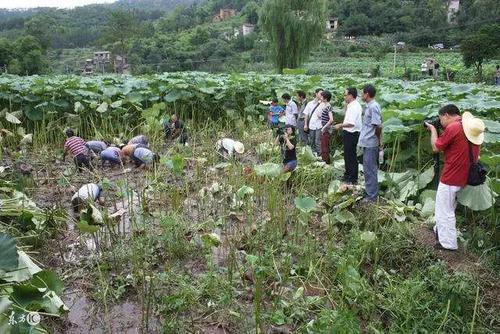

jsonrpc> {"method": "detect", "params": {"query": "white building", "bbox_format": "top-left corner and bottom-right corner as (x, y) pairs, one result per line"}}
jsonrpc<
(242, 23), (255, 36)
(448, 0), (460, 23)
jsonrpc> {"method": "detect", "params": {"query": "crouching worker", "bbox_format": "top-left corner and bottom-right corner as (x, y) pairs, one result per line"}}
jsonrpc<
(128, 134), (149, 146)
(275, 125), (297, 172)
(216, 138), (245, 160)
(71, 183), (104, 213)
(100, 146), (123, 167)
(63, 129), (92, 171)
(86, 140), (108, 155)
(170, 114), (188, 145)
(132, 146), (159, 169)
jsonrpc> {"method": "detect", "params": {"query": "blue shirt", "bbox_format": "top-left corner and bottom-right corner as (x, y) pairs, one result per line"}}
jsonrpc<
(101, 147), (121, 161)
(269, 105), (284, 125)
(133, 147), (155, 164)
(358, 100), (382, 148)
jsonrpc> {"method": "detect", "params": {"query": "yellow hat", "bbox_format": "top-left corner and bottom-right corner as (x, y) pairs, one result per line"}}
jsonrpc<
(234, 141), (245, 154)
(462, 112), (485, 145)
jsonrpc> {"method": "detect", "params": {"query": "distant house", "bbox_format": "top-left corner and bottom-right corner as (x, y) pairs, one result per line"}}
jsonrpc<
(448, 0), (460, 23)
(213, 8), (236, 22)
(242, 23), (255, 36)
(94, 51), (111, 63)
(114, 55), (130, 74)
(82, 59), (94, 75)
(326, 17), (339, 32)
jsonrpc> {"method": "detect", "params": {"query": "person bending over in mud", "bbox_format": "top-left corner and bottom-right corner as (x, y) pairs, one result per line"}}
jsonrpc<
(274, 125), (298, 172)
(100, 146), (123, 168)
(131, 146), (159, 169)
(216, 138), (245, 160)
(128, 134), (149, 146)
(63, 128), (92, 172)
(71, 183), (104, 213)
(86, 140), (108, 155)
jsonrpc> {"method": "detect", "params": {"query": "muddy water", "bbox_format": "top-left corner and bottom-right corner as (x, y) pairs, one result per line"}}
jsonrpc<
(62, 190), (156, 333)
(64, 290), (144, 334)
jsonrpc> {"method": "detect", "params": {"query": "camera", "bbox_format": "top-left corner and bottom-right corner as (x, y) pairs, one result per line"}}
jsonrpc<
(423, 117), (442, 131)
(276, 126), (285, 137)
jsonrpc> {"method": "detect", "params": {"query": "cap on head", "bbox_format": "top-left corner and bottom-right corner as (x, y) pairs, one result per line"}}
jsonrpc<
(234, 141), (245, 154)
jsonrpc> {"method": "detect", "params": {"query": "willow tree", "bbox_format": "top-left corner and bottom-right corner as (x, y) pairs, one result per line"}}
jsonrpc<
(260, 0), (327, 73)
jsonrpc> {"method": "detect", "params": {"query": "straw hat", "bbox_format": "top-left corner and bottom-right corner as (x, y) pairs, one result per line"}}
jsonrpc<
(234, 141), (245, 154)
(462, 112), (485, 145)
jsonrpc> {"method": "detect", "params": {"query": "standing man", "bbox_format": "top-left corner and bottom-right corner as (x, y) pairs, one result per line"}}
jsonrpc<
(319, 90), (334, 164)
(282, 93), (298, 127)
(304, 88), (323, 156)
(425, 105), (484, 250)
(358, 84), (383, 203)
(495, 65), (500, 85)
(296, 90), (308, 145)
(335, 87), (362, 184)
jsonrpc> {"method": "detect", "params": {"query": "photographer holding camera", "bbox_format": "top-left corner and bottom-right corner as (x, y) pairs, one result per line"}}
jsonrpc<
(425, 104), (485, 251)
(274, 125), (297, 172)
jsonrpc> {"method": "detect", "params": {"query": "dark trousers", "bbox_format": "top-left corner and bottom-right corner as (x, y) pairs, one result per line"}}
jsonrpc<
(320, 132), (331, 164)
(74, 153), (92, 171)
(343, 130), (360, 183)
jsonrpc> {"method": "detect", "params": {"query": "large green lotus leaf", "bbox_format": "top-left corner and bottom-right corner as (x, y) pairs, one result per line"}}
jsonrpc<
(484, 132), (500, 144)
(417, 166), (435, 189)
(297, 146), (317, 164)
(164, 89), (192, 103)
(74, 101), (84, 113)
(480, 153), (500, 168)
(419, 189), (437, 203)
(254, 163), (282, 178)
(24, 107), (44, 121)
(398, 180), (417, 202)
(383, 118), (412, 134)
(457, 182), (496, 211)
(294, 196), (316, 213)
(31, 270), (68, 313)
(0, 233), (18, 272)
(125, 91), (144, 104)
(2, 250), (42, 283)
(334, 209), (356, 224)
(236, 186), (254, 199)
(450, 84), (474, 95)
(360, 231), (376, 243)
(96, 101), (108, 113)
(483, 119), (500, 133)
(5, 111), (21, 124)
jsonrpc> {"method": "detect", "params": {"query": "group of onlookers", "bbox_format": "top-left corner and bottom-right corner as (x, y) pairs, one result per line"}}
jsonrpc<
(269, 84), (382, 203)
(269, 86), (487, 253)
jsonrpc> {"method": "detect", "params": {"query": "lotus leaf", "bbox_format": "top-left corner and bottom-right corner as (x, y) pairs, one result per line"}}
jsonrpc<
(294, 196), (316, 213)
(457, 182), (496, 211)
(0, 233), (18, 272)
(254, 163), (282, 178)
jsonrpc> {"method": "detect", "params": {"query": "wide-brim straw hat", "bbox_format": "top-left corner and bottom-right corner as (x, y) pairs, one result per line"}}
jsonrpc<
(234, 141), (245, 154)
(462, 112), (485, 145)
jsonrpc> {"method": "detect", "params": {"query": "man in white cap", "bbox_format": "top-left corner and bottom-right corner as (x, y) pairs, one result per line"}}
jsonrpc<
(425, 104), (484, 251)
(216, 138), (245, 160)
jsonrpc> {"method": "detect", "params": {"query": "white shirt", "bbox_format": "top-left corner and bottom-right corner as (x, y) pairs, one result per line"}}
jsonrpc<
(307, 101), (323, 130)
(72, 183), (100, 202)
(217, 138), (236, 156)
(343, 99), (362, 133)
(285, 100), (298, 126)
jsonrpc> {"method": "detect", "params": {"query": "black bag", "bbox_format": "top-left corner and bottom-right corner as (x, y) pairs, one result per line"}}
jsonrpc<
(467, 140), (487, 186)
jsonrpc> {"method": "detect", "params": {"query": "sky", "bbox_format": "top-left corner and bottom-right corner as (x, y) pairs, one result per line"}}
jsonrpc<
(0, 0), (116, 9)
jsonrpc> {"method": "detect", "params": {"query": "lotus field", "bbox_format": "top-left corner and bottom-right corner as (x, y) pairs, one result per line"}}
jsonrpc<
(0, 72), (499, 333)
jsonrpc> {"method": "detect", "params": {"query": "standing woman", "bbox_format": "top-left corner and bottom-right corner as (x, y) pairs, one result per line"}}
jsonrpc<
(319, 90), (334, 164)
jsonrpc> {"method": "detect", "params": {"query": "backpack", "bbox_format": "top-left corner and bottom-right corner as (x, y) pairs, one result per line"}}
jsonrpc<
(467, 140), (487, 186)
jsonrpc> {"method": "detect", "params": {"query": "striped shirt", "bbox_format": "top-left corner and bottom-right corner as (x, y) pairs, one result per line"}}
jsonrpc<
(321, 104), (333, 126)
(64, 136), (88, 157)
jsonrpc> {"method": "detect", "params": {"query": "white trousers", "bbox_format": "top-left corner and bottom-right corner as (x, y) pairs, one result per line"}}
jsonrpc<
(434, 182), (462, 250)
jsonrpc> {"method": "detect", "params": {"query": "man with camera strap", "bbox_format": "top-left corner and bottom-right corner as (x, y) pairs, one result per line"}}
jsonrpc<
(425, 104), (485, 251)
